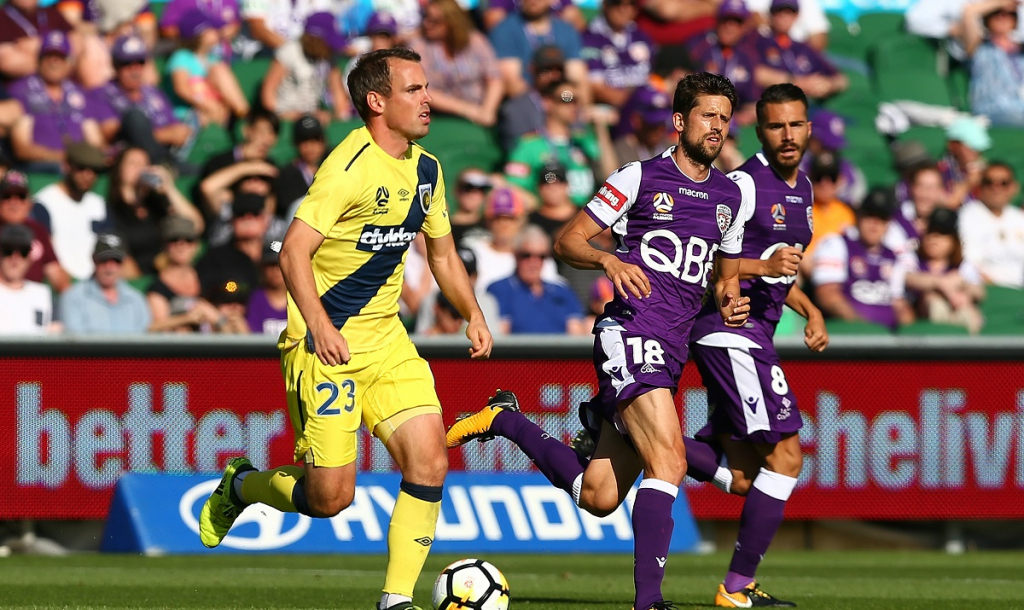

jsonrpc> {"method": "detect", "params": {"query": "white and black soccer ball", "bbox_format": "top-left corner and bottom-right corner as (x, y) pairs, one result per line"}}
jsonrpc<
(432, 558), (510, 610)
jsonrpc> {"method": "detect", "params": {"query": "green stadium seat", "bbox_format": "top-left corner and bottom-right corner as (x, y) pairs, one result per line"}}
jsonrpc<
(232, 58), (272, 104)
(871, 35), (951, 106)
(26, 172), (61, 194)
(824, 319), (892, 335)
(855, 12), (907, 50)
(128, 274), (154, 293)
(980, 286), (1024, 335)
(898, 321), (971, 336)
(826, 13), (867, 63)
(187, 124), (233, 166)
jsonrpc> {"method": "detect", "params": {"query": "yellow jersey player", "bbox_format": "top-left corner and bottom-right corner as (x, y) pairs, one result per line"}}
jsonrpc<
(198, 47), (494, 610)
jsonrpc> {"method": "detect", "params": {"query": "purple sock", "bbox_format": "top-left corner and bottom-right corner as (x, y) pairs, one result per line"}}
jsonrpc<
(491, 410), (584, 495)
(682, 436), (722, 482)
(725, 485), (786, 592)
(631, 482), (676, 610)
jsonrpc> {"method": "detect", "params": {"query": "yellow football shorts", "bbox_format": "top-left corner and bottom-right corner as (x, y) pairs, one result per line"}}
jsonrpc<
(281, 333), (441, 467)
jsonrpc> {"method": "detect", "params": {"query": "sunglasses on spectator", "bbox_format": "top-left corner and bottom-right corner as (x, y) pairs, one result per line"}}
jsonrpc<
(516, 251), (548, 260)
(1, 191), (27, 200)
(117, 60), (146, 67)
(1, 246), (30, 257)
(458, 182), (491, 193)
(168, 237), (198, 244)
(982, 177), (1013, 187)
(607, 0), (637, 7)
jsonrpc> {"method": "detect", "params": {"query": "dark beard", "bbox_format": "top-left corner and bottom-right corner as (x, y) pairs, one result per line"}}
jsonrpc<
(681, 132), (722, 167)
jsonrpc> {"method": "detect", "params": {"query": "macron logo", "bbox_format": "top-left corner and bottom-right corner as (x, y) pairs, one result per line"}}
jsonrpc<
(656, 557), (667, 568)
(678, 187), (709, 200)
(357, 225), (418, 252)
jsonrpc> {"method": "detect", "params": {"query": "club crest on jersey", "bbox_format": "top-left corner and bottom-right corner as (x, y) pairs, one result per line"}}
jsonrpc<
(806, 206), (814, 233)
(716, 204), (732, 236)
(652, 192), (674, 220)
(418, 183), (432, 215)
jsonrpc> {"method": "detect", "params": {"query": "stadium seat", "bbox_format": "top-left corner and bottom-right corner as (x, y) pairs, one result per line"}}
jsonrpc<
(826, 13), (867, 64)
(871, 35), (952, 107)
(824, 319), (892, 335)
(187, 124), (233, 166)
(979, 286), (1024, 335)
(898, 321), (970, 336)
(855, 12), (907, 51)
(233, 58), (272, 104)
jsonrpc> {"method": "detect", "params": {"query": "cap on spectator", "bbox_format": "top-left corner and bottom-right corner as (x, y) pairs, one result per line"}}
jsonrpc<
(0, 170), (29, 197)
(365, 12), (398, 36)
(93, 233), (127, 262)
(811, 109), (847, 151)
(457, 246), (477, 276)
(232, 193), (266, 218)
(858, 187), (896, 221)
(927, 207), (959, 236)
(67, 142), (109, 172)
(485, 188), (525, 219)
(533, 44), (565, 72)
(112, 35), (149, 64)
(771, 0), (800, 12)
(262, 238), (283, 265)
(179, 8), (223, 38)
(945, 117), (991, 152)
(809, 150), (841, 182)
(207, 279), (250, 304)
(40, 30), (70, 58)
(458, 170), (492, 191)
(718, 0), (750, 20)
(305, 12), (346, 53)
(891, 140), (933, 173)
(589, 276), (614, 304)
(293, 114), (325, 144)
(632, 86), (673, 126)
(161, 216), (199, 242)
(538, 162), (568, 185)
(0, 223), (33, 251)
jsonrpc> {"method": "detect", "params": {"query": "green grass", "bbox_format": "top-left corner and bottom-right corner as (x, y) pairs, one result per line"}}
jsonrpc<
(1, 551), (1022, 609)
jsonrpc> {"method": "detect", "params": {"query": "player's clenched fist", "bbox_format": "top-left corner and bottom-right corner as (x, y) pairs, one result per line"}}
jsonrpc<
(764, 246), (802, 277)
(719, 292), (751, 328)
(311, 322), (351, 366)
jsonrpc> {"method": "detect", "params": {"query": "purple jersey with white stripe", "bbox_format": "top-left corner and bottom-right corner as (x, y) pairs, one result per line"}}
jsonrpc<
(585, 148), (745, 364)
(812, 228), (906, 330)
(581, 17), (654, 90)
(692, 152), (814, 342)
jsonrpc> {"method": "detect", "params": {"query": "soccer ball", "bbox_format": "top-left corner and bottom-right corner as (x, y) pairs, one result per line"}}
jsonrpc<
(432, 558), (510, 610)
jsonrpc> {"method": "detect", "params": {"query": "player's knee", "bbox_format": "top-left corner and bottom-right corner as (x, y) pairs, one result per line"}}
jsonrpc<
(646, 449), (687, 486)
(306, 484), (355, 517)
(729, 476), (753, 497)
(579, 487), (621, 518)
(412, 451), (448, 487)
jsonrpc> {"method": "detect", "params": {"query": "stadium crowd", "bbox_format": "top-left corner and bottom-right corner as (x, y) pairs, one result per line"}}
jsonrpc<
(0, 0), (1022, 337)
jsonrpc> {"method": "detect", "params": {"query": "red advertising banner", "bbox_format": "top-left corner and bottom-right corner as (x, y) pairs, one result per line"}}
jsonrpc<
(2, 356), (1023, 520)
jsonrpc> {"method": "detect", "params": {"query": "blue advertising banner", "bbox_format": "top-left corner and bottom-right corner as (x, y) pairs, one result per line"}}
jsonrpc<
(102, 472), (700, 554)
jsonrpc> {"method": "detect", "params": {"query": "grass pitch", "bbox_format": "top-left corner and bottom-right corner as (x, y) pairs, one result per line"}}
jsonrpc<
(0, 551), (1021, 609)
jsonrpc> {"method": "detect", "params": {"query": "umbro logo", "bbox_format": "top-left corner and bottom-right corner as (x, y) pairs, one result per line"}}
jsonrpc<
(414, 537), (433, 546)
(398, 188), (411, 201)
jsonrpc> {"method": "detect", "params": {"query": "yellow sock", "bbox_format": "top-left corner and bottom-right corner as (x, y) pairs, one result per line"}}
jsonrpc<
(383, 484), (442, 598)
(239, 466), (305, 512)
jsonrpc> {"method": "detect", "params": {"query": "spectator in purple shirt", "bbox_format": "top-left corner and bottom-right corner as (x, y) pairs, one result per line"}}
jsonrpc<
(581, 0), (655, 107)
(687, 0), (758, 124)
(160, 0), (241, 60)
(91, 35), (192, 166)
(800, 109), (866, 206)
(246, 237), (287, 335)
(753, 0), (846, 99)
(9, 30), (103, 171)
(0, 0), (75, 80)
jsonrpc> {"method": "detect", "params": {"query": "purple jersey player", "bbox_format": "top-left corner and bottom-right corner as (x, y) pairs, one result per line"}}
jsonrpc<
(684, 84), (829, 608)
(447, 73), (750, 610)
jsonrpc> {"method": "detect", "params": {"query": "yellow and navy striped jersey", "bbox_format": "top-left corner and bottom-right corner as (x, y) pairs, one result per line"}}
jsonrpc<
(281, 126), (450, 353)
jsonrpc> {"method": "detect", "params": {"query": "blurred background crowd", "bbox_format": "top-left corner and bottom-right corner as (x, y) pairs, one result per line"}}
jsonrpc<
(0, 0), (1022, 339)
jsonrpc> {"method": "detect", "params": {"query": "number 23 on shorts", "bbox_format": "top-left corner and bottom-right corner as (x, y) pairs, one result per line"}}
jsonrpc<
(316, 379), (356, 416)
